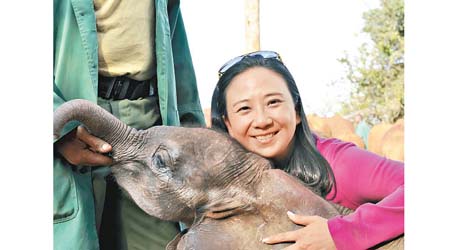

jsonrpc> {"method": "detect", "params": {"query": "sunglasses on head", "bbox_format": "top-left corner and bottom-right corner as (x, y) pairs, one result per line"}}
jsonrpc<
(218, 50), (283, 78)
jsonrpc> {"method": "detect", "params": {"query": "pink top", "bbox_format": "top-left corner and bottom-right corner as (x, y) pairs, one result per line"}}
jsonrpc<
(316, 136), (404, 250)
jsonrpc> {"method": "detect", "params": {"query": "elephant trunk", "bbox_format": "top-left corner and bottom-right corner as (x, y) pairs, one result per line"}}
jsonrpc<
(53, 99), (139, 162)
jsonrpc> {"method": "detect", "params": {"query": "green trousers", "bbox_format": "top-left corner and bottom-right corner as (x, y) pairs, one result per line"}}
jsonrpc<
(96, 96), (180, 250)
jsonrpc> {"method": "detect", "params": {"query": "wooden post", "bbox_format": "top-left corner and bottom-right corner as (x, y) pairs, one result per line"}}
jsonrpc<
(245, 0), (260, 53)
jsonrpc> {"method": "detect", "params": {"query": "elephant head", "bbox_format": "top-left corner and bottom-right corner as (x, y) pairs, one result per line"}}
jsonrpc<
(54, 99), (270, 225)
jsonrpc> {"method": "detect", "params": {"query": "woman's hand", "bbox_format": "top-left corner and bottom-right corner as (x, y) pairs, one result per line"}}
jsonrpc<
(55, 125), (113, 166)
(262, 211), (336, 250)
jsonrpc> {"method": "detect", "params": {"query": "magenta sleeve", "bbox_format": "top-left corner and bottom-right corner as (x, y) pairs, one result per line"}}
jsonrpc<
(316, 137), (404, 250)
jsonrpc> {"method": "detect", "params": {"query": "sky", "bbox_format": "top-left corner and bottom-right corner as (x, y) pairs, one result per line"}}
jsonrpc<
(181, 0), (379, 116)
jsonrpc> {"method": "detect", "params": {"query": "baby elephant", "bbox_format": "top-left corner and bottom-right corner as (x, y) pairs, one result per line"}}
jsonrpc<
(54, 99), (403, 250)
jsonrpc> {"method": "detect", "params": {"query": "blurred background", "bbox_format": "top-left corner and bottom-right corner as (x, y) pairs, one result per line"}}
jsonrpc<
(182, 0), (404, 161)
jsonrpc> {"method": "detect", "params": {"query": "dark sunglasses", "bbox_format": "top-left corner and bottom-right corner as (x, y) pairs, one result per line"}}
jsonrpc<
(218, 50), (283, 78)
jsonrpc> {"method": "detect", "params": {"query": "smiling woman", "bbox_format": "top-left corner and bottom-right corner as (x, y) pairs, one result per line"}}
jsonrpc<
(211, 51), (335, 197)
(223, 67), (300, 163)
(210, 50), (404, 250)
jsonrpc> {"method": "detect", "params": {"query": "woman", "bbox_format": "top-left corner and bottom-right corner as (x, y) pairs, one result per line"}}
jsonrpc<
(210, 51), (404, 250)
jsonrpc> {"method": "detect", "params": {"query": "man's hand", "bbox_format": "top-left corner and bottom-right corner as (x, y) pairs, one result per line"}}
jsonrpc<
(262, 211), (336, 250)
(55, 125), (113, 166)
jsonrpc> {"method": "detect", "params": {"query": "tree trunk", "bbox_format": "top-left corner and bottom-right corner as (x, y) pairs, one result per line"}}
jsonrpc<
(244, 0), (260, 53)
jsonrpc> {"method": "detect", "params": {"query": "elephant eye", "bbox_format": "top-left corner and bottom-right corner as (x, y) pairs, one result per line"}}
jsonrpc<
(152, 146), (172, 172)
(154, 154), (165, 167)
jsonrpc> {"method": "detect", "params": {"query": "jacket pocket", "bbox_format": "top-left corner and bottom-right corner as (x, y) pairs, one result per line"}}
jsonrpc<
(53, 157), (79, 223)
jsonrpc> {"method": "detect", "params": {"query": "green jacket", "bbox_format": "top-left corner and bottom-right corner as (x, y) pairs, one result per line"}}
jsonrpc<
(53, 0), (204, 249)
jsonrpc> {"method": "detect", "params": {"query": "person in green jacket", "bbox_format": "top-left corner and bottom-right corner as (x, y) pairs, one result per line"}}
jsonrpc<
(53, 0), (205, 249)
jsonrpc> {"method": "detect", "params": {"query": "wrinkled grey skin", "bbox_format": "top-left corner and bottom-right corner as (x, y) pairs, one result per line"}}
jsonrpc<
(54, 99), (403, 250)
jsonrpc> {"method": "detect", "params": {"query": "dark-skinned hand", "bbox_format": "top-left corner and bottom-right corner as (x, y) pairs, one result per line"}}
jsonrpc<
(55, 125), (113, 166)
(262, 211), (336, 250)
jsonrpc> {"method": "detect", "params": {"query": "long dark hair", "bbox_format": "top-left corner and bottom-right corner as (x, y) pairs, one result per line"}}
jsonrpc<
(211, 54), (336, 197)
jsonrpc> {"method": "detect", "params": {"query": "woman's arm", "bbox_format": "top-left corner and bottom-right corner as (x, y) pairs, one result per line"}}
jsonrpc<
(318, 137), (404, 250)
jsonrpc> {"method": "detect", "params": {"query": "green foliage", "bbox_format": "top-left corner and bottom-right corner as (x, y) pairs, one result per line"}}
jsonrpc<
(339, 0), (404, 124)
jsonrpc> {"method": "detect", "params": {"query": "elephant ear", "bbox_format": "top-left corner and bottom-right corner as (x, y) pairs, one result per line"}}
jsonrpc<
(203, 198), (254, 219)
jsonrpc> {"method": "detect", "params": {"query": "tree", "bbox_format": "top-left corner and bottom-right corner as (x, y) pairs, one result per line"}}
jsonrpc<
(339, 0), (404, 124)
(245, 0), (260, 52)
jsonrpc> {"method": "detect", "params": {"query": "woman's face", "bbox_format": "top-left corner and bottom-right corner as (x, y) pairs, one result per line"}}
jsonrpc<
(224, 67), (300, 162)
